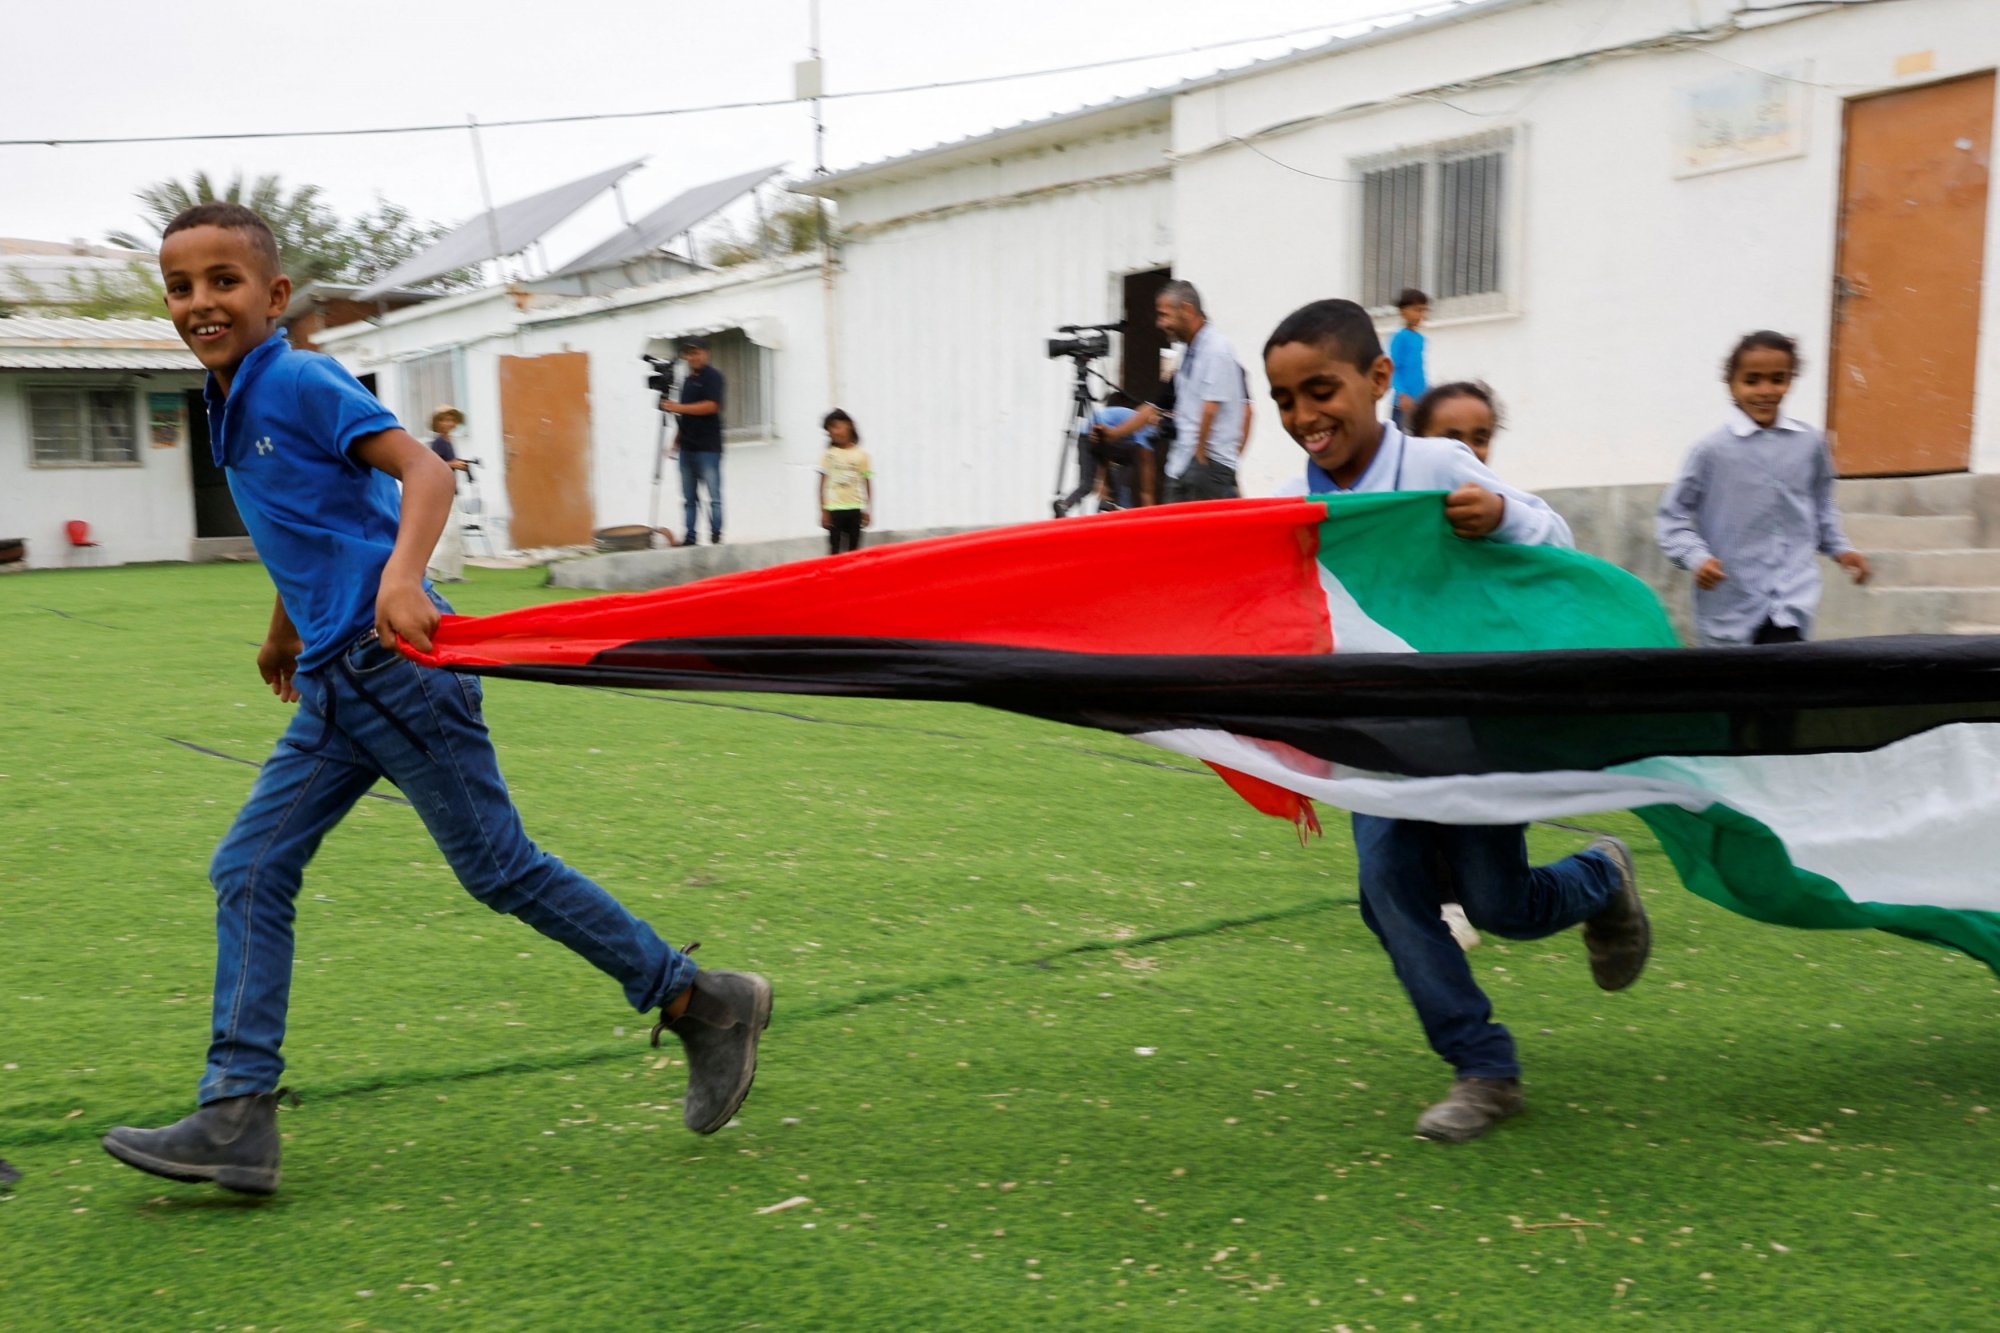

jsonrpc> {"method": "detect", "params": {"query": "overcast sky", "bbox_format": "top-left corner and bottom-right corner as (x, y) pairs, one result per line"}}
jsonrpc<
(2, 0), (1460, 265)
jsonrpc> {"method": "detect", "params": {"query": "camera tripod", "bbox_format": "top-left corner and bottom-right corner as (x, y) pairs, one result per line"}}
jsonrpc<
(1049, 356), (1138, 518)
(646, 403), (675, 545)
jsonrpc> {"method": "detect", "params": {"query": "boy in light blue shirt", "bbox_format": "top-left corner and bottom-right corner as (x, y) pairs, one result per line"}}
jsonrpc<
(100, 203), (770, 1197)
(1265, 298), (1650, 1144)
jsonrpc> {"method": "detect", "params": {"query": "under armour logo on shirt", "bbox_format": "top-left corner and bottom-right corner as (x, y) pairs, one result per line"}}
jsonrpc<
(253, 437), (274, 455)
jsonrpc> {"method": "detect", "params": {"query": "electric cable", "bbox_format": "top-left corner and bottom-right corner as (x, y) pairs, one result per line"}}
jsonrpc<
(0, 1), (1486, 149)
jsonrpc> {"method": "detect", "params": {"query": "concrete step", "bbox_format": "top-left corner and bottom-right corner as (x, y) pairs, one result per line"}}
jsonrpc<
(1841, 512), (1979, 550)
(1866, 548), (2000, 588)
(549, 524), (983, 591)
(1835, 471), (1999, 518)
(1818, 580), (2000, 638)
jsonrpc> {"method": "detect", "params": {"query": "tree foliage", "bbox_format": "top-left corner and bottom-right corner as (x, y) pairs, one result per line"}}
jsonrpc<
(106, 171), (474, 291)
(3, 263), (164, 319)
(708, 197), (827, 268)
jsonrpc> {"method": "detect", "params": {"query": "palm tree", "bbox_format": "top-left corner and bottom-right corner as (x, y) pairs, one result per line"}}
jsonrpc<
(108, 171), (354, 286)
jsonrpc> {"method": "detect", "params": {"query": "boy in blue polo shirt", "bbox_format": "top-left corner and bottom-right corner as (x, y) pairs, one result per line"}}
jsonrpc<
(100, 204), (770, 1196)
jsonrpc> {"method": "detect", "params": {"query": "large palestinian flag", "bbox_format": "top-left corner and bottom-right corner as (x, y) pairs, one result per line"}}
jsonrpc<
(409, 494), (2000, 974)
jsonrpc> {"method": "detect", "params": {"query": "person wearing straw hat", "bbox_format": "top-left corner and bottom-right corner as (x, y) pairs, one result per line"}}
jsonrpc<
(425, 406), (470, 582)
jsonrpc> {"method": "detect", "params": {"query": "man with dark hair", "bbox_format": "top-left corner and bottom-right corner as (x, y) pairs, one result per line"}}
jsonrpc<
(1154, 280), (1249, 503)
(661, 337), (725, 545)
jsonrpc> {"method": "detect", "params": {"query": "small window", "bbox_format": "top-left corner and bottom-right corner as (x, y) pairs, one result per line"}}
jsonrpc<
(1357, 131), (1514, 316)
(698, 328), (774, 443)
(29, 385), (139, 465)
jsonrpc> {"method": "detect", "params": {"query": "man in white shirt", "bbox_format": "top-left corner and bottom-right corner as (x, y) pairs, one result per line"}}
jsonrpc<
(1156, 280), (1248, 502)
(1263, 297), (1652, 1144)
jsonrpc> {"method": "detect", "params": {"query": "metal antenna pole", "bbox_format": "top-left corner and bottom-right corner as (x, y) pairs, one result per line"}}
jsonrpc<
(806, 0), (839, 405)
(467, 113), (506, 284)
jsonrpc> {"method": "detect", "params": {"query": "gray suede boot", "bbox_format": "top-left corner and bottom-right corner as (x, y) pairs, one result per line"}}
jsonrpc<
(101, 1090), (288, 1195)
(650, 959), (772, 1135)
(1582, 836), (1650, 991)
(1415, 1077), (1523, 1142)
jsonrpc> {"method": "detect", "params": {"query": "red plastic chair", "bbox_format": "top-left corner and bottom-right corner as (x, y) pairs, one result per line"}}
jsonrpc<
(65, 520), (100, 549)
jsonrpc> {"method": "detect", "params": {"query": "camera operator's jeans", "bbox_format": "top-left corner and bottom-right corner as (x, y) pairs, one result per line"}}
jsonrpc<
(1351, 814), (1621, 1080)
(679, 449), (723, 540)
(1165, 459), (1238, 503)
(199, 622), (695, 1105)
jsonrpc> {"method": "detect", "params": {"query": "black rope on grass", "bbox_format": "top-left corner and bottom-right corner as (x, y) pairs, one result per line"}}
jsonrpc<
(163, 737), (414, 806)
(0, 894), (1357, 1148)
(36, 606), (126, 630)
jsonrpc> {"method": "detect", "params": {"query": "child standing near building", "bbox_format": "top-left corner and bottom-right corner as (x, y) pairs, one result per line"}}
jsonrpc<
(425, 405), (470, 583)
(818, 409), (872, 554)
(100, 204), (771, 1197)
(1388, 288), (1429, 429)
(1266, 298), (1650, 1143)
(1655, 332), (1871, 646)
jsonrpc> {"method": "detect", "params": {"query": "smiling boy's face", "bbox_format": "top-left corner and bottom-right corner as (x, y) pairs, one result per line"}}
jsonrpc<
(160, 224), (290, 390)
(1265, 338), (1393, 486)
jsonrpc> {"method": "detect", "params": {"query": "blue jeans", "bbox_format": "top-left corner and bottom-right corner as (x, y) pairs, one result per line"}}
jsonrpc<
(200, 627), (696, 1104)
(1350, 815), (1620, 1081)
(679, 449), (722, 540)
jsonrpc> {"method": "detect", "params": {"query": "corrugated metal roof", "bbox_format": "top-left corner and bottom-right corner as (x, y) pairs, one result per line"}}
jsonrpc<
(0, 315), (186, 345)
(799, 0), (1507, 193)
(0, 316), (198, 370)
(0, 347), (202, 371)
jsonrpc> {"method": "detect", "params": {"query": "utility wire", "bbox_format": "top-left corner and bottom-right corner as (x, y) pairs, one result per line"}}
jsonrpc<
(0, 0), (1479, 149)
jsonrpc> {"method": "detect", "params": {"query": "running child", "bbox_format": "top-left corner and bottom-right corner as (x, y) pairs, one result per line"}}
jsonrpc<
(1266, 298), (1649, 1143)
(100, 204), (771, 1197)
(1655, 331), (1871, 645)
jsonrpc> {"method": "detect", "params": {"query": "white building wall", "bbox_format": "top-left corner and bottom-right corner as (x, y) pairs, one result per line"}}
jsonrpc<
(1168, 0), (2000, 498)
(0, 371), (205, 568)
(314, 262), (828, 545)
(309, 288), (526, 540)
(829, 124), (1173, 528)
(513, 262), (827, 541)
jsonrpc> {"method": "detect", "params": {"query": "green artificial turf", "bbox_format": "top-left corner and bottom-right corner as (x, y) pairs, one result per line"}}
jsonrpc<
(1, 562), (1994, 1330)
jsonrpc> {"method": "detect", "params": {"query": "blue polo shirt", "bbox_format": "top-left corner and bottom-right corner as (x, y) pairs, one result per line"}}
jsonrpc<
(202, 331), (410, 672)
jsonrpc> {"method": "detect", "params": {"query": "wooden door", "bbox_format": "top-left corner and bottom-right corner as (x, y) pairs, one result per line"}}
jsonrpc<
(1828, 72), (1993, 476)
(498, 351), (594, 548)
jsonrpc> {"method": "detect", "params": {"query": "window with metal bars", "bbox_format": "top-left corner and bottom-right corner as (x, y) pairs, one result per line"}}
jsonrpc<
(28, 385), (139, 465)
(701, 328), (773, 442)
(398, 349), (461, 437)
(1358, 132), (1513, 316)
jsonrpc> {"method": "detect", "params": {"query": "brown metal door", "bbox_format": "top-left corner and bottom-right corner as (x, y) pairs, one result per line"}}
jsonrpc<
(1828, 72), (1993, 476)
(498, 351), (594, 548)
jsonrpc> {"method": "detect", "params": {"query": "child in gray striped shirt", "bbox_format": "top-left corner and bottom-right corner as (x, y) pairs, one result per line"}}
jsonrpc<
(1656, 331), (1871, 645)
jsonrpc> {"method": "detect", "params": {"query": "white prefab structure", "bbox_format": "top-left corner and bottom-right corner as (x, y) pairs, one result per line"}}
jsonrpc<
(809, 0), (2000, 510)
(314, 256), (828, 547)
(818, 98), (1174, 528)
(0, 317), (210, 569)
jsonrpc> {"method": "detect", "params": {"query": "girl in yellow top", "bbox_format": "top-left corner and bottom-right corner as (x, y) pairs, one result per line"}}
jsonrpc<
(818, 409), (872, 554)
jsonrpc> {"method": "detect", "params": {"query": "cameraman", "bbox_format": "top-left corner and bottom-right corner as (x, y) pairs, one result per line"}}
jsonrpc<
(1055, 391), (1155, 514)
(660, 337), (726, 545)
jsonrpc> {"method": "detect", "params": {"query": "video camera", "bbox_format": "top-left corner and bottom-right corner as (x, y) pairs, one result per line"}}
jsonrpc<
(1046, 319), (1125, 361)
(641, 353), (678, 397)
